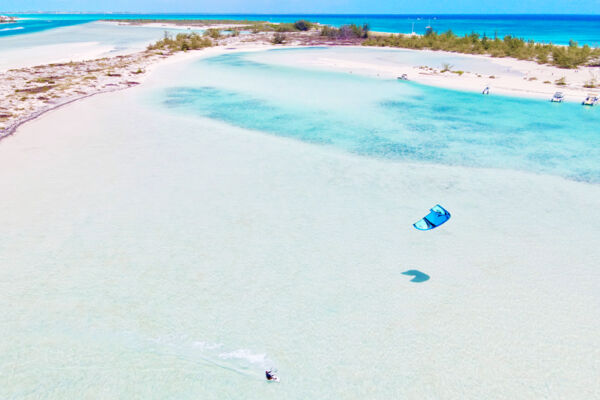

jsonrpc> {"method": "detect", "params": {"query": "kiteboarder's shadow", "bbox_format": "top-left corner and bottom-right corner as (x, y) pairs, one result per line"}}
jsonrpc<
(402, 269), (430, 283)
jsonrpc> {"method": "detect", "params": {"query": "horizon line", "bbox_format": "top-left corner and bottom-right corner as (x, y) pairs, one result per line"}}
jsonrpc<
(3, 12), (600, 16)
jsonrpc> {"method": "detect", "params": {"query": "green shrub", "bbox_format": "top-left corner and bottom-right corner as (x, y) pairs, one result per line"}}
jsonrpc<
(320, 25), (334, 37)
(555, 77), (567, 85)
(203, 28), (222, 39)
(362, 30), (600, 68)
(147, 32), (213, 52)
(320, 24), (368, 39)
(272, 32), (286, 44)
(274, 23), (295, 32)
(583, 78), (597, 88)
(441, 63), (453, 72)
(294, 20), (312, 31)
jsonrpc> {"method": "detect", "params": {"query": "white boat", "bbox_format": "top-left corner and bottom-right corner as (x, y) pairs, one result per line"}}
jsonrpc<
(582, 94), (598, 106)
(551, 92), (564, 102)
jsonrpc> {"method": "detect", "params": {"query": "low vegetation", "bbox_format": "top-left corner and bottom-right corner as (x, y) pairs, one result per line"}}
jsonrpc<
(147, 32), (213, 52)
(109, 18), (600, 69)
(293, 20), (313, 31)
(33, 77), (56, 84)
(203, 28), (222, 39)
(440, 63), (453, 73)
(271, 33), (286, 44)
(243, 20), (316, 33)
(114, 18), (318, 35)
(363, 31), (600, 68)
(583, 78), (598, 88)
(2, 50), (159, 137)
(15, 85), (56, 94)
(104, 18), (267, 26)
(320, 24), (369, 39)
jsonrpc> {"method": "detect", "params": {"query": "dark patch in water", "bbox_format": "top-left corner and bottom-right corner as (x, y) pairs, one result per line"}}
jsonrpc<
(158, 52), (600, 184)
(402, 270), (430, 283)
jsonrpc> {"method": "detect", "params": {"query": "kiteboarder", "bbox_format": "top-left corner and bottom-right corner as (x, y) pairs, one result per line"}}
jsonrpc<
(265, 370), (278, 381)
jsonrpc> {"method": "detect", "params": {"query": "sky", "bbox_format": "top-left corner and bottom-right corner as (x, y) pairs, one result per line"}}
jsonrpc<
(1, 0), (599, 14)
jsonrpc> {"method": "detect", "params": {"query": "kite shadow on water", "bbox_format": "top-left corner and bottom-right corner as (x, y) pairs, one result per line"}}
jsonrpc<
(402, 269), (430, 283)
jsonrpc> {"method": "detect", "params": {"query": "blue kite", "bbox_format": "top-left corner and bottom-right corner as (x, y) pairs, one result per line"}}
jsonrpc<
(413, 204), (451, 230)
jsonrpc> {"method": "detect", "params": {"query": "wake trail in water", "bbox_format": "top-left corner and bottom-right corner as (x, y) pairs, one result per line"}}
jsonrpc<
(146, 334), (277, 380)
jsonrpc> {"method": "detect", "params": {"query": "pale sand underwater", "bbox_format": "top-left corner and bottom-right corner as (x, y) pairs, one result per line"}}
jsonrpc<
(0, 48), (599, 399)
(0, 21), (192, 72)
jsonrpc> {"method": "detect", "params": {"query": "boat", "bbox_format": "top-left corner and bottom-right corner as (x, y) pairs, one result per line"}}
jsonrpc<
(582, 94), (598, 106)
(397, 74), (408, 81)
(550, 92), (564, 103)
(424, 19), (433, 35)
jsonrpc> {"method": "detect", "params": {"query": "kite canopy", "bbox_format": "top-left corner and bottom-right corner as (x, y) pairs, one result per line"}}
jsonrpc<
(413, 204), (451, 230)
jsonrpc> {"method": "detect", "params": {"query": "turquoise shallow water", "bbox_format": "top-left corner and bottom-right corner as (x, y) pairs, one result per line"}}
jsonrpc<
(0, 21), (188, 51)
(2, 46), (600, 399)
(0, 21), (192, 71)
(159, 49), (600, 183)
(3, 14), (600, 45)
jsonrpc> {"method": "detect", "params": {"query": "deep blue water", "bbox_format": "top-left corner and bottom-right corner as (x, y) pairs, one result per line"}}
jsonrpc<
(2, 13), (600, 45)
(158, 49), (600, 183)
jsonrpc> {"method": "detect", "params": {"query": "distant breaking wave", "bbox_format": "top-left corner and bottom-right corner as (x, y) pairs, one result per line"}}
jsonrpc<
(0, 26), (24, 32)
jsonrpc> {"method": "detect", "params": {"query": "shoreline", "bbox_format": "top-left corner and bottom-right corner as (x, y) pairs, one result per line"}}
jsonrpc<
(2, 58), (599, 397)
(0, 47), (194, 138)
(1, 20), (600, 399)
(2, 26), (599, 139)
(0, 47), (221, 141)
(1, 84), (134, 141)
(264, 44), (600, 101)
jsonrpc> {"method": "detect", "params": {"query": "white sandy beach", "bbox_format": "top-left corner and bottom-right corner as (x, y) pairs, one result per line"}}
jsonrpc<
(2, 19), (599, 102)
(1, 46), (599, 399)
(258, 45), (600, 101)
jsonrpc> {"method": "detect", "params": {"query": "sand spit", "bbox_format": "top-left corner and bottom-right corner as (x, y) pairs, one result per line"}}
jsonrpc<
(0, 51), (170, 140)
(302, 46), (600, 101)
(0, 30), (361, 139)
(3, 25), (600, 140)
